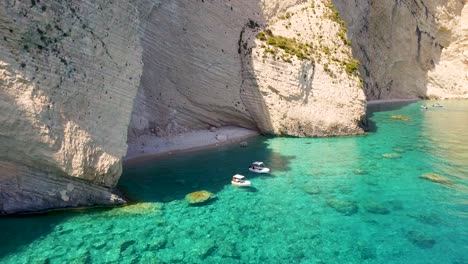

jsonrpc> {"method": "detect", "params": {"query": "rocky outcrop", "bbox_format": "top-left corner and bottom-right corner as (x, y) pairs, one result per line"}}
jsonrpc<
(333, 0), (468, 99)
(128, 0), (366, 139)
(1, 0), (466, 213)
(240, 2), (365, 136)
(0, 1), (154, 213)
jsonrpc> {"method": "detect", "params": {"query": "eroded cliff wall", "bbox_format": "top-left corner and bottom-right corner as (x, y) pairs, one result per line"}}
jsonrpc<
(333, 0), (468, 99)
(0, 1), (154, 213)
(128, 0), (365, 143)
(1, 0), (466, 214)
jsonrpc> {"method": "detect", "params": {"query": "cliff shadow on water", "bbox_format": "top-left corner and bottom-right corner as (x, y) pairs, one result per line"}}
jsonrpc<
(120, 136), (295, 204)
(366, 100), (417, 132)
(331, 0), (457, 100)
(121, 0), (288, 202)
(0, 212), (70, 259)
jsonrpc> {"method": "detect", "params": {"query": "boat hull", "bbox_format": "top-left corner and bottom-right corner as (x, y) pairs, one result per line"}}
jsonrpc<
(231, 180), (251, 187)
(249, 168), (270, 173)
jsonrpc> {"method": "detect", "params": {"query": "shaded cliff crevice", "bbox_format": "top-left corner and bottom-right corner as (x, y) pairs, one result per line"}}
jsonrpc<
(333, 0), (467, 100)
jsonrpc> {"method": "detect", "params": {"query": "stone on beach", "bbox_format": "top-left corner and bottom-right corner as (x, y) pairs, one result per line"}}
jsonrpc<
(216, 134), (228, 141)
(185, 191), (216, 205)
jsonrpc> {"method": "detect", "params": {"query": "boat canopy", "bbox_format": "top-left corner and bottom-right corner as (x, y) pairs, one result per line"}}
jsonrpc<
(252, 162), (264, 166)
(233, 174), (245, 179)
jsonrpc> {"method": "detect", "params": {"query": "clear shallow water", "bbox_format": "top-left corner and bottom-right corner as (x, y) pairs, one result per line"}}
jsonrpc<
(1, 100), (467, 264)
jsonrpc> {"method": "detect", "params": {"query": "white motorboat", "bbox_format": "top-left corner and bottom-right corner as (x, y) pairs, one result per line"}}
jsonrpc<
(249, 161), (270, 173)
(432, 103), (443, 108)
(231, 174), (251, 187)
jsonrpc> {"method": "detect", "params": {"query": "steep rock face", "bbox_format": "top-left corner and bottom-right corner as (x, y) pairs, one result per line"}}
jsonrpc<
(333, 0), (468, 99)
(0, 1), (152, 213)
(240, 2), (365, 136)
(5, 0), (466, 213)
(128, 0), (365, 141)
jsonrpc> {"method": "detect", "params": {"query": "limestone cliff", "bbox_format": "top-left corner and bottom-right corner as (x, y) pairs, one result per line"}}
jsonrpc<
(333, 0), (468, 99)
(1, 0), (466, 214)
(128, 0), (365, 141)
(0, 1), (153, 213)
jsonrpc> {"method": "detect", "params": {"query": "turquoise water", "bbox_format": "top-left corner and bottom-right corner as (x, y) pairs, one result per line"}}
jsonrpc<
(1, 100), (467, 263)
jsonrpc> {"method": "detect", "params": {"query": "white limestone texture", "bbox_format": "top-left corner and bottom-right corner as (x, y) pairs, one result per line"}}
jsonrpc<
(0, 0), (466, 213)
(334, 0), (468, 99)
(0, 1), (154, 213)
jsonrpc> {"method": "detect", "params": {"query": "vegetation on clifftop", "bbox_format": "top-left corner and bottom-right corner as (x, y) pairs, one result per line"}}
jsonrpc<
(254, 0), (362, 85)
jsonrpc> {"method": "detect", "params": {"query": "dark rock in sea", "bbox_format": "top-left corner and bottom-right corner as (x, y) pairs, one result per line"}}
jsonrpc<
(93, 240), (107, 250)
(387, 200), (404, 210)
(120, 240), (136, 253)
(146, 236), (167, 251)
(218, 241), (239, 259)
(301, 185), (321, 195)
(359, 245), (376, 260)
(406, 231), (436, 249)
(69, 252), (92, 264)
(327, 199), (358, 216)
(364, 201), (390, 215)
(407, 213), (442, 226)
(194, 238), (216, 259)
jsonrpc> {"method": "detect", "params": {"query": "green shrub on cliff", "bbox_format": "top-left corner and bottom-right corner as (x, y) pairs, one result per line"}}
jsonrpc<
(257, 31), (266, 41)
(260, 33), (312, 61)
(345, 58), (360, 76)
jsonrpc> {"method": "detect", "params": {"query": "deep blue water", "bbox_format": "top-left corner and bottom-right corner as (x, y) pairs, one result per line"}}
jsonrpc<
(0, 100), (467, 263)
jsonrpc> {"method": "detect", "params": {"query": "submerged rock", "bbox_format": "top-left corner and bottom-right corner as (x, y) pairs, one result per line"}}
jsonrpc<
(391, 115), (412, 121)
(363, 201), (390, 215)
(185, 191), (216, 205)
(408, 213), (442, 226)
(420, 173), (453, 186)
(301, 185), (321, 195)
(392, 148), (406, 153)
(406, 231), (436, 249)
(120, 240), (136, 253)
(146, 236), (167, 251)
(194, 238), (216, 259)
(353, 169), (368, 175)
(358, 245), (376, 260)
(382, 153), (402, 159)
(104, 202), (163, 216)
(327, 199), (358, 216)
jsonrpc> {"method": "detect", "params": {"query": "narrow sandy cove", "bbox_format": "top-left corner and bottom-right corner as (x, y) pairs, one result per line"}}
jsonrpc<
(124, 126), (259, 165)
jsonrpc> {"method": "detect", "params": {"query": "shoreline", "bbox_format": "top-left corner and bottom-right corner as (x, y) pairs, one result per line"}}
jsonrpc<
(366, 98), (420, 105)
(124, 126), (259, 166)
